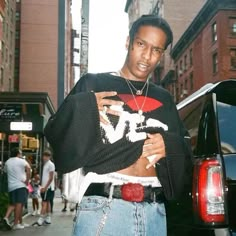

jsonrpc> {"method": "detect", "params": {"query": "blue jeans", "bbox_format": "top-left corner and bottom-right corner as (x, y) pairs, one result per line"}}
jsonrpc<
(72, 196), (166, 236)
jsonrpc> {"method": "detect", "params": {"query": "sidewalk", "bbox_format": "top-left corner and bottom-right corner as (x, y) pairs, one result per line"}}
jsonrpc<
(2, 191), (76, 236)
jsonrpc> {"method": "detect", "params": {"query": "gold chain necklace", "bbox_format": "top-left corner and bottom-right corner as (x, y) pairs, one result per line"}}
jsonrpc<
(118, 70), (149, 95)
(124, 77), (149, 126)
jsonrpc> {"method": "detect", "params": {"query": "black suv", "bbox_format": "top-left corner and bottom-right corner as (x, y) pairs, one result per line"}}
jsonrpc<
(166, 80), (236, 236)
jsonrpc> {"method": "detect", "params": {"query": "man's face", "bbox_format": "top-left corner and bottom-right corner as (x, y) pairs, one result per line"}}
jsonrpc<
(42, 155), (49, 163)
(125, 25), (167, 81)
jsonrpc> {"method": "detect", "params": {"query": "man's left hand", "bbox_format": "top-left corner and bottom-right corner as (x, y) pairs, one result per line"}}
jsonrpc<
(142, 133), (166, 169)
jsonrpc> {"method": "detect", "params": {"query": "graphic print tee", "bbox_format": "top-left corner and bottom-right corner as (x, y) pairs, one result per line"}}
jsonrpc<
(95, 73), (170, 145)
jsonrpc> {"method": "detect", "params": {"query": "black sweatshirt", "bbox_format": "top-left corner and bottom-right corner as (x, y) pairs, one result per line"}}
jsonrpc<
(44, 73), (193, 200)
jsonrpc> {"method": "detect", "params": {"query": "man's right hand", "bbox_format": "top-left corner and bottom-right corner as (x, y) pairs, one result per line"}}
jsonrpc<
(95, 91), (124, 124)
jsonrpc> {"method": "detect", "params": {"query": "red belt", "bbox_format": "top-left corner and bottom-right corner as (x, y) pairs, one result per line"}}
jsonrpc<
(85, 183), (164, 203)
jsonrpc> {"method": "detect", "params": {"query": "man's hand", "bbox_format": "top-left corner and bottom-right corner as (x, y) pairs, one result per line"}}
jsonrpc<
(95, 91), (124, 124)
(40, 187), (46, 193)
(142, 133), (166, 169)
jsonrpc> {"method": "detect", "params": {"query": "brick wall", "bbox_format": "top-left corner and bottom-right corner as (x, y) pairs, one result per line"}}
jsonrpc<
(174, 9), (236, 102)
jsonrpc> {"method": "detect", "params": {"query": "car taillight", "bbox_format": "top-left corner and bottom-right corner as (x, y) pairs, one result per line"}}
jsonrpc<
(193, 158), (225, 223)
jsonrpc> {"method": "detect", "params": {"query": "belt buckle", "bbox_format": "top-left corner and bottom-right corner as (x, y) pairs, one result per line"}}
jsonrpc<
(121, 183), (144, 202)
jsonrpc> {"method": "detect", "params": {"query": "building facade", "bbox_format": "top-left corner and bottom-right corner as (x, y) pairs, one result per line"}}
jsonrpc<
(0, 0), (75, 170)
(0, 0), (5, 69)
(169, 0), (236, 102)
(16, 0), (73, 109)
(15, 0), (20, 91)
(0, 0), (15, 92)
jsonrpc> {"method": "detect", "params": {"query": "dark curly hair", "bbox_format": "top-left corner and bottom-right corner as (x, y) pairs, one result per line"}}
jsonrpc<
(11, 147), (22, 157)
(43, 150), (52, 157)
(129, 14), (173, 50)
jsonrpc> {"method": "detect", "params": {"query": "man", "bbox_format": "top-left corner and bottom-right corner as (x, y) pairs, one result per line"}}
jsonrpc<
(44, 15), (192, 235)
(3, 148), (31, 230)
(36, 150), (55, 226)
(49, 169), (57, 213)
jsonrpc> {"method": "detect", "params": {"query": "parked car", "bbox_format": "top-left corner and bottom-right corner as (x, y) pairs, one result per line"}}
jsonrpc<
(166, 80), (236, 236)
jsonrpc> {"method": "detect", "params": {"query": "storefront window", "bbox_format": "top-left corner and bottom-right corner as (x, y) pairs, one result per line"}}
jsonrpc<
(0, 103), (44, 170)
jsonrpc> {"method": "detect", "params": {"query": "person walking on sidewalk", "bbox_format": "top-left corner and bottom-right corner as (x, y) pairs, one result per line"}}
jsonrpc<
(36, 150), (55, 226)
(3, 148), (31, 230)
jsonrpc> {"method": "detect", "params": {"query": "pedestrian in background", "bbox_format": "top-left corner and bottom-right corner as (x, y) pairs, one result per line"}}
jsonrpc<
(24, 155), (33, 213)
(45, 15), (192, 236)
(50, 169), (57, 213)
(36, 150), (55, 226)
(3, 148), (31, 230)
(30, 168), (40, 216)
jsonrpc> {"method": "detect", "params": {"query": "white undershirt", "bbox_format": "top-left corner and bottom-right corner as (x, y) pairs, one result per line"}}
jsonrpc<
(77, 171), (162, 203)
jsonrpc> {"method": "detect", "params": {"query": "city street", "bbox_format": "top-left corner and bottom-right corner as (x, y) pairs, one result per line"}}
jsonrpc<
(1, 191), (75, 236)
(0, 0), (235, 235)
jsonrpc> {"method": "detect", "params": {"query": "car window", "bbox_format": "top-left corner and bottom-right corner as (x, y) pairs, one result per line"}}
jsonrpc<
(178, 97), (203, 156)
(217, 101), (236, 154)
